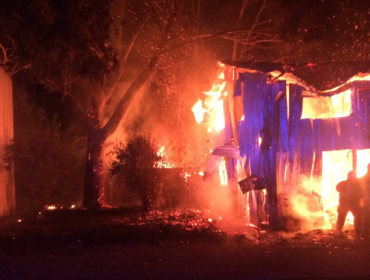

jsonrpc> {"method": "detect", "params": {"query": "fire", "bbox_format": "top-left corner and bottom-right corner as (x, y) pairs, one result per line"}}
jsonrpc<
(302, 89), (352, 119)
(214, 99), (225, 132)
(191, 100), (206, 123)
(346, 212), (354, 225)
(156, 146), (174, 168)
(191, 69), (227, 132)
(45, 204), (57, 210)
(321, 149), (370, 226)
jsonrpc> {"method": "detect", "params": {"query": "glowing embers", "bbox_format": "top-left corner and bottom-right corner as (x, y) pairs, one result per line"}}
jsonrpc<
(191, 71), (227, 132)
(301, 89), (352, 119)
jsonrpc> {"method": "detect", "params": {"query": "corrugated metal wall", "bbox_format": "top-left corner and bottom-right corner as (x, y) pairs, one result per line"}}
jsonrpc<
(235, 72), (286, 226)
(235, 73), (370, 227)
(289, 81), (370, 184)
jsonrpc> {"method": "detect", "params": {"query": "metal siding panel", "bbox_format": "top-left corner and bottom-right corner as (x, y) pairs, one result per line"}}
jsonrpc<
(240, 73), (267, 176)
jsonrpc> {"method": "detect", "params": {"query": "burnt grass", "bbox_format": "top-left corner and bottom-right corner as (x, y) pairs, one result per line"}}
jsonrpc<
(0, 208), (227, 250)
(1, 209), (370, 280)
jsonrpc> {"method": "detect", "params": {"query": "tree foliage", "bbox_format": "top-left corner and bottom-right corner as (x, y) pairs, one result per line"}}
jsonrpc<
(109, 135), (165, 211)
(10, 91), (86, 215)
(0, 0), (117, 87)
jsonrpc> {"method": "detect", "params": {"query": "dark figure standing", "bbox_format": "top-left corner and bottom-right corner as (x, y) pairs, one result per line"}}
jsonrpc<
(361, 163), (370, 239)
(336, 171), (363, 237)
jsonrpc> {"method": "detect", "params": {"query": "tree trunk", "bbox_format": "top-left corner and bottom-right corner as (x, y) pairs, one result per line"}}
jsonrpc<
(0, 67), (15, 216)
(81, 56), (160, 208)
(82, 99), (105, 209)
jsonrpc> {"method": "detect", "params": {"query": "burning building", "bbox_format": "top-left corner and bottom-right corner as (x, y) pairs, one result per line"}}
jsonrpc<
(193, 61), (370, 231)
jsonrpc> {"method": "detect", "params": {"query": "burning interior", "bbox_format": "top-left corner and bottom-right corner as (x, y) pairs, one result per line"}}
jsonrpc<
(192, 61), (370, 232)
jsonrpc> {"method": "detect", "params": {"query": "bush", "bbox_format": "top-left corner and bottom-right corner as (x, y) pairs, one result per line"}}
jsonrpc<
(109, 135), (165, 212)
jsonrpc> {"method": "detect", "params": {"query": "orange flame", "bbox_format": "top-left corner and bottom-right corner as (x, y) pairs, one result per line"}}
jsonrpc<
(192, 69), (227, 132)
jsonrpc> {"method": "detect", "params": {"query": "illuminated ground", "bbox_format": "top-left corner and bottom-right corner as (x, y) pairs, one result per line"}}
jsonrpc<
(0, 209), (370, 280)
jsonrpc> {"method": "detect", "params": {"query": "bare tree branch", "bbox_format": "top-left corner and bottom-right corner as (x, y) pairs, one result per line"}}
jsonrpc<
(100, 1), (180, 139)
(0, 42), (7, 64)
(101, 16), (149, 108)
(233, 0), (252, 60)
(253, 19), (273, 28)
(162, 28), (279, 54)
(238, 0), (268, 60)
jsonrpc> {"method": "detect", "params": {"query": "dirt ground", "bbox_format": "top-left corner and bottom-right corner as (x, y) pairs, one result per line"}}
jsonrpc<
(1, 209), (370, 280)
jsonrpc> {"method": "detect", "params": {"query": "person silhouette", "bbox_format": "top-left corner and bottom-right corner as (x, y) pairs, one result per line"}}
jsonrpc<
(336, 170), (363, 237)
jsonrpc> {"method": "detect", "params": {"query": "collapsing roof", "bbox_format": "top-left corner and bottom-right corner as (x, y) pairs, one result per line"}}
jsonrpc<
(222, 61), (370, 94)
